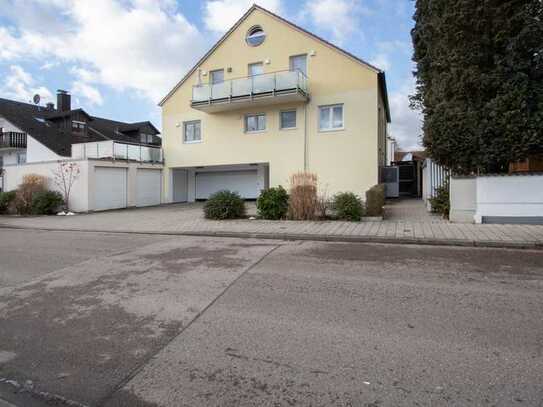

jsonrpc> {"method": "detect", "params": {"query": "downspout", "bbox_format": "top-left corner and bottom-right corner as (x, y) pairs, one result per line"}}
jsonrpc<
(304, 103), (308, 171)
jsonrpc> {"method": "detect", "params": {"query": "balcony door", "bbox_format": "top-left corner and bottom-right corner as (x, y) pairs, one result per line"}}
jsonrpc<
(210, 69), (224, 84)
(210, 69), (228, 99)
(248, 62), (263, 76)
(289, 54), (307, 76)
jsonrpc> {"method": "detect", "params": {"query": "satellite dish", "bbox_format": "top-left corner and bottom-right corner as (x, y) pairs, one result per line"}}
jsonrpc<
(33, 94), (41, 105)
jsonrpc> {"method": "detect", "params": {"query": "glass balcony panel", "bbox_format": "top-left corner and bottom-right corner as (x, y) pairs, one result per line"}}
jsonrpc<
(231, 77), (252, 97)
(191, 70), (309, 106)
(127, 144), (140, 161)
(252, 73), (275, 94)
(193, 84), (211, 102)
(211, 82), (230, 99)
(275, 71), (298, 90)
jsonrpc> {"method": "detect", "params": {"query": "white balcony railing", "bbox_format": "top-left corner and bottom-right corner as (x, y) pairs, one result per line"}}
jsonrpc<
(71, 141), (163, 163)
(192, 70), (309, 103)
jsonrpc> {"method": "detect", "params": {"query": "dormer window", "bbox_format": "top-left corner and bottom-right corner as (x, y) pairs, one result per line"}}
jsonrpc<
(246, 25), (265, 47)
(72, 120), (86, 131)
(140, 133), (154, 144)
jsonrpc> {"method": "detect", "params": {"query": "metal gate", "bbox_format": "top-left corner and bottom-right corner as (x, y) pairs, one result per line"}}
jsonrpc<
(381, 166), (399, 198)
(392, 161), (420, 197)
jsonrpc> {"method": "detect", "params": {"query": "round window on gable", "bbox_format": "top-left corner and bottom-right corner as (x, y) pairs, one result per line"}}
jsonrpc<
(246, 25), (266, 47)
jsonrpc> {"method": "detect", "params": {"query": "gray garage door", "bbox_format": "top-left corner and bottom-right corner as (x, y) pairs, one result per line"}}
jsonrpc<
(136, 169), (161, 207)
(94, 167), (127, 210)
(195, 170), (258, 199)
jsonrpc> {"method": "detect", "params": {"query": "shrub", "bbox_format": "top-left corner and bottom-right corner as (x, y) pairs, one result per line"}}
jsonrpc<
(332, 192), (364, 221)
(15, 174), (47, 215)
(365, 184), (385, 217)
(0, 191), (16, 214)
(257, 186), (289, 220)
(31, 191), (64, 215)
(429, 183), (450, 219)
(203, 190), (246, 220)
(288, 172), (318, 220)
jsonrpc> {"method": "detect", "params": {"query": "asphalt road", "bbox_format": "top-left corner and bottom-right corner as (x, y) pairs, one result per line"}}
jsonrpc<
(0, 229), (542, 407)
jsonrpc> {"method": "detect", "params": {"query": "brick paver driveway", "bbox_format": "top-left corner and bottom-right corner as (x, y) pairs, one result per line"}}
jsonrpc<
(0, 201), (542, 249)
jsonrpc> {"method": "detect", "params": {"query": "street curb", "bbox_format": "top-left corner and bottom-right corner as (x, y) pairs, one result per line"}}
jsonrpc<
(1, 224), (542, 250)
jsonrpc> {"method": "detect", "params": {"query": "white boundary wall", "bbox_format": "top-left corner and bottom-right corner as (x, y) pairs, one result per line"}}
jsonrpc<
(3, 159), (163, 212)
(450, 177), (477, 223)
(450, 174), (543, 224)
(474, 174), (543, 223)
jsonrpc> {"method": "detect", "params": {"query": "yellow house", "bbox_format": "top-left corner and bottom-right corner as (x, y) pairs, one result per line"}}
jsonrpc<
(159, 5), (390, 202)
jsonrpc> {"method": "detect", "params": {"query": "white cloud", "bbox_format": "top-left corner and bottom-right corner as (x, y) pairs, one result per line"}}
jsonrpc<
(0, 65), (53, 104)
(301, 0), (370, 45)
(388, 77), (423, 150)
(203, 0), (282, 33)
(369, 54), (390, 71)
(71, 82), (103, 106)
(0, 0), (208, 103)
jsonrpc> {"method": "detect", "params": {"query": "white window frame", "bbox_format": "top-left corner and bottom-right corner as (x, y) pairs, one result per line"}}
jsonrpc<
(244, 113), (266, 133)
(318, 104), (344, 132)
(279, 109), (297, 130)
(183, 120), (202, 144)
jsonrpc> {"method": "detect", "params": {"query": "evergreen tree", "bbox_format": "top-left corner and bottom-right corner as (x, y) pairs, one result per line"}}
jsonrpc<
(411, 0), (543, 174)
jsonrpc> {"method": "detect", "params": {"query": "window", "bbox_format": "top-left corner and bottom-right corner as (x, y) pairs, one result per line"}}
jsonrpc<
(183, 120), (201, 143)
(140, 133), (154, 144)
(17, 152), (26, 165)
(245, 113), (266, 132)
(248, 62), (263, 77)
(319, 104), (344, 131)
(280, 110), (296, 129)
(72, 120), (86, 131)
(210, 69), (224, 84)
(289, 54), (307, 76)
(246, 26), (266, 47)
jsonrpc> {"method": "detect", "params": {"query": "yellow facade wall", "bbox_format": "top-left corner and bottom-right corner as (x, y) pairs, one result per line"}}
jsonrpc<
(161, 8), (384, 200)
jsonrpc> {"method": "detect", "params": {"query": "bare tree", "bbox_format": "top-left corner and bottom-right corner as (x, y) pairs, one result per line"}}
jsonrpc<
(52, 162), (80, 212)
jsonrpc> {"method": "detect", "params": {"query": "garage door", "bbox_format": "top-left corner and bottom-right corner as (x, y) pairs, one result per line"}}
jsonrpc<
(136, 169), (162, 207)
(94, 167), (127, 210)
(196, 170), (258, 200)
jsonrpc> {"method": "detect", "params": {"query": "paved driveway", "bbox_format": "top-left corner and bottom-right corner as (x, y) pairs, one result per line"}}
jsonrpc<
(1, 229), (542, 406)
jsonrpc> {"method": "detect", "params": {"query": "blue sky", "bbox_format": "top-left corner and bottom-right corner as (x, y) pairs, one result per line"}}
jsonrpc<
(0, 0), (421, 149)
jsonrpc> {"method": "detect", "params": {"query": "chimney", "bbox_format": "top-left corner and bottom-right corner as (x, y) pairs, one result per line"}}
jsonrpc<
(46, 102), (55, 111)
(57, 89), (71, 112)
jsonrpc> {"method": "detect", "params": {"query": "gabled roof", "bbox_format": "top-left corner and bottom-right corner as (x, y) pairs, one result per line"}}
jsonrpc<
(0, 97), (161, 157)
(158, 4), (391, 122)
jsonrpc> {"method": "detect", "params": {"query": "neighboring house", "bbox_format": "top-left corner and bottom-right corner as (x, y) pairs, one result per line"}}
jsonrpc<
(0, 90), (163, 211)
(160, 5), (391, 202)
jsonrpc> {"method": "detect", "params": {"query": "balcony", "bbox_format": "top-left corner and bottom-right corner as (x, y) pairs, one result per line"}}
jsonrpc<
(0, 132), (27, 150)
(71, 141), (163, 163)
(191, 70), (309, 113)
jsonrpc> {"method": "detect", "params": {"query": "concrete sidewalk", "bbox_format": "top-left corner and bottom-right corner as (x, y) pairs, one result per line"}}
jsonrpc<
(1, 202), (542, 249)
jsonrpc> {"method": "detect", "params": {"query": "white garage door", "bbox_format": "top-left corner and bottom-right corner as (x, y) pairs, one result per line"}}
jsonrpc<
(94, 167), (127, 210)
(196, 170), (258, 199)
(136, 169), (161, 207)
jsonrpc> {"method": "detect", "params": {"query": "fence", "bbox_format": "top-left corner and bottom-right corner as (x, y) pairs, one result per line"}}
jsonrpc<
(422, 158), (450, 210)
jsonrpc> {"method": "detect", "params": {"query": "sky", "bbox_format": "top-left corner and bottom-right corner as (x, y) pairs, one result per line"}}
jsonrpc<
(0, 0), (422, 150)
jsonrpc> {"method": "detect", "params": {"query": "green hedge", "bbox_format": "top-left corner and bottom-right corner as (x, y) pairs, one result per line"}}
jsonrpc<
(257, 186), (289, 220)
(203, 190), (246, 220)
(429, 183), (450, 219)
(0, 191), (16, 214)
(332, 192), (364, 221)
(365, 184), (385, 217)
(31, 191), (64, 215)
